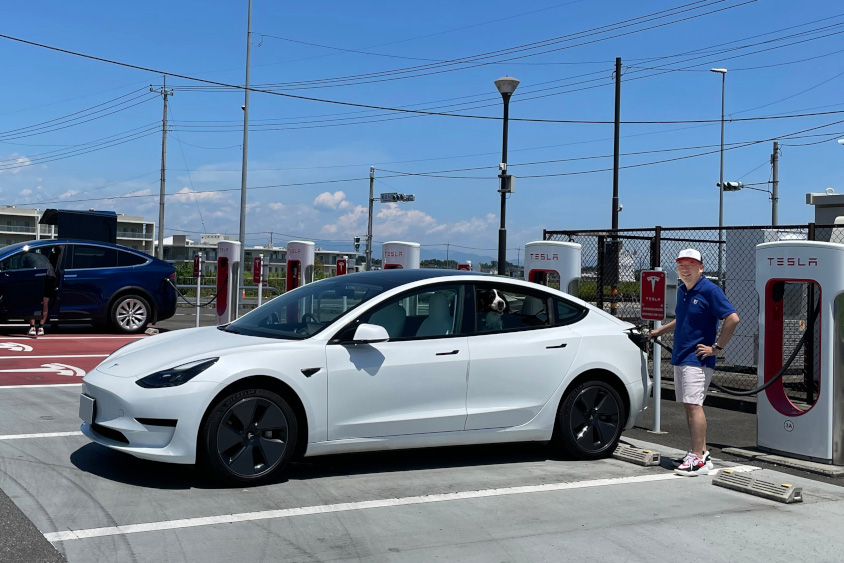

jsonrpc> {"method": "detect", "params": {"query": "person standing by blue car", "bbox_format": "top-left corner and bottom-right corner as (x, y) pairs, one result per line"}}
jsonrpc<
(27, 246), (61, 337)
(650, 248), (740, 476)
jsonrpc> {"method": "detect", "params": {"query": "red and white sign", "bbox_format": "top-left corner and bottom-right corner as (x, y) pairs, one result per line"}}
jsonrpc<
(193, 254), (201, 277)
(640, 270), (667, 321)
(253, 256), (263, 284)
(336, 259), (347, 276)
(457, 264), (470, 271)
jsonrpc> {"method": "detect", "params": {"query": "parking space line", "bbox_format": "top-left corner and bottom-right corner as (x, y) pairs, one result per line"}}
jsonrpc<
(0, 383), (81, 389)
(0, 355), (108, 360)
(45, 473), (684, 542)
(0, 431), (82, 441)
(0, 337), (145, 340)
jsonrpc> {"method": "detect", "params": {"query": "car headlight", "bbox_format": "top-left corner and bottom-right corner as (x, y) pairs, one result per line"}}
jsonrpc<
(136, 358), (218, 388)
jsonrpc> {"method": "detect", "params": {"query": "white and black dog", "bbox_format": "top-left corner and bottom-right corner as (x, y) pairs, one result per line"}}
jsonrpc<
(477, 288), (509, 330)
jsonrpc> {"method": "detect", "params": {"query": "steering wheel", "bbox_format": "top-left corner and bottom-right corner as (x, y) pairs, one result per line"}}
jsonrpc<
(301, 313), (320, 324)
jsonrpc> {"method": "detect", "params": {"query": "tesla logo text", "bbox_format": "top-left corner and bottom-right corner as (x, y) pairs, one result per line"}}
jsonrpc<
(384, 251), (404, 258)
(529, 253), (558, 261)
(767, 257), (818, 267)
(645, 275), (661, 291)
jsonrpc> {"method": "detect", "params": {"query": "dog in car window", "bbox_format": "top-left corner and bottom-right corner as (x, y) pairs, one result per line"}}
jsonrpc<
(478, 288), (509, 331)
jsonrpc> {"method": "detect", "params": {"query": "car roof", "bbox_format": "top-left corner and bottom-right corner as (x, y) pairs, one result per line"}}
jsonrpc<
(344, 269), (489, 284)
(0, 239), (155, 260)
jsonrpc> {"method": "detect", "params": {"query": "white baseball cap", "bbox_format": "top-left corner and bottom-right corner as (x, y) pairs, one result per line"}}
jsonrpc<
(676, 248), (702, 263)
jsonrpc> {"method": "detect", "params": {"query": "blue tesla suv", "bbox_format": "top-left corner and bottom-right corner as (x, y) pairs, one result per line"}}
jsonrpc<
(0, 240), (177, 333)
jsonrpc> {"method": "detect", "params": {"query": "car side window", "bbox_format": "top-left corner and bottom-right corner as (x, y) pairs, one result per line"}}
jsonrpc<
(0, 249), (50, 271)
(71, 245), (117, 269)
(118, 250), (148, 267)
(553, 298), (588, 326)
(360, 284), (462, 340)
(474, 285), (550, 333)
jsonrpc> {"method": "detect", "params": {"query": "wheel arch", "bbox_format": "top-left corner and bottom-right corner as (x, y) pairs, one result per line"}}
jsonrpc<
(197, 375), (310, 461)
(559, 368), (631, 424)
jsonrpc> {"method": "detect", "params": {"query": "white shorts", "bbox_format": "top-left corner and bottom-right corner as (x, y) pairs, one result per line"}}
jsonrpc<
(674, 365), (714, 405)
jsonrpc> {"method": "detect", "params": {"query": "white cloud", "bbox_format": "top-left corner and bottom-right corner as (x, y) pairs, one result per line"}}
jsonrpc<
(0, 155), (31, 175)
(171, 187), (226, 203)
(59, 189), (79, 199)
(19, 189), (32, 196)
(313, 191), (348, 211)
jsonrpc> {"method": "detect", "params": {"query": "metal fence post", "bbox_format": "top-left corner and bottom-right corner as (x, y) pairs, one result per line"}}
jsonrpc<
(596, 235), (605, 311)
(650, 227), (665, 433)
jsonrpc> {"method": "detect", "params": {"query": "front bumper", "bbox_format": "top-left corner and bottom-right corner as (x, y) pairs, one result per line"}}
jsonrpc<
(80, 368), (218, 464)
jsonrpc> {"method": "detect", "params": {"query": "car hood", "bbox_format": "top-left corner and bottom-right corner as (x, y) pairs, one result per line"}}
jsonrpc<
(95, 326), (307, 378)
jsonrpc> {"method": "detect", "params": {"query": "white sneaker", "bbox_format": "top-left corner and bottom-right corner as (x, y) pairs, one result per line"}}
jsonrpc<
(27, 326), (37, 336)
(674, 453), (711, 476)
(672, 450), (713, 470)
(36, 326), (44, 336)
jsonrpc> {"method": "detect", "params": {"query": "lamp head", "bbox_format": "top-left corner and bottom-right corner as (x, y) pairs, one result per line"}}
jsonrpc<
(710, 68), (727, 74)
(494, 76), (520, 96)
(838, 139), (844, 145)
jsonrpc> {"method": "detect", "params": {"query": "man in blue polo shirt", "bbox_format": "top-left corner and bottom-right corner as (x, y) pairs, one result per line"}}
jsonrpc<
(651, 248), (739, 476)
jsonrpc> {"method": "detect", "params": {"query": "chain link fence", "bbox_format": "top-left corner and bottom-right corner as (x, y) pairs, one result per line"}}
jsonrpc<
(544, 223), (842, 401)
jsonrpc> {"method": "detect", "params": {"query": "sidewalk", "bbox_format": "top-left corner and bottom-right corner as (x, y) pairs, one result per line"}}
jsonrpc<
(622, 393), (844, 486)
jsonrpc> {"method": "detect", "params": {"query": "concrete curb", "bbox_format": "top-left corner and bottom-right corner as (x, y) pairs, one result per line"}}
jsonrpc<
(722, 447), (844, 477)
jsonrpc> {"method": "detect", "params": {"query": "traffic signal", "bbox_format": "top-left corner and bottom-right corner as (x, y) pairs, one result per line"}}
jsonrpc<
(353, 236), (361, 251)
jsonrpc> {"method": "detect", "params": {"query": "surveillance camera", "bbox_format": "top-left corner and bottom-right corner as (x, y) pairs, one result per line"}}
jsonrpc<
(499, 163), (506, 171)
(241, 105), (246, 110)
(617, 204), (623, 212)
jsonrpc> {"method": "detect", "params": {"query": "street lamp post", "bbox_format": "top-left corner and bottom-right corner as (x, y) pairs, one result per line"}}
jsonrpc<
(711, 68), (727, 288)
(495, 76), (519, 276)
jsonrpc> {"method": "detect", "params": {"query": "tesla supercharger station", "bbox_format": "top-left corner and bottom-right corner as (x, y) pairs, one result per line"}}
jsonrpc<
(215, 240), (241, 325)
(286, 241), (315, 292)
(382, 241), (420, 269)
(524, 241), (581, 294)
(756, 240), (844, 464)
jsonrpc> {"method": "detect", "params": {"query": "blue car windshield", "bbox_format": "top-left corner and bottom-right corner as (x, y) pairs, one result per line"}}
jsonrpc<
(223, 277), (388, 340)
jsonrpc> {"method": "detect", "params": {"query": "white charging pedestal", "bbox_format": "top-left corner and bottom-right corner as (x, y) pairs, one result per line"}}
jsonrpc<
(756, 240), (844, 464)
(382, 241), (421, 269)
(215, 240), (241, 325)
(524, 241), (582, 294)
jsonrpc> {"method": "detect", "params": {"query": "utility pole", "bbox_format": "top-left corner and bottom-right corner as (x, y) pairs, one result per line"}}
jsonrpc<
(610, 57), (622, 316)
(236, 0), (253, 317)
(151, 76), (173, 260)
(446, 243), (449, 267)
(366, 166), (375, 271)
(771, 141), (779, 226)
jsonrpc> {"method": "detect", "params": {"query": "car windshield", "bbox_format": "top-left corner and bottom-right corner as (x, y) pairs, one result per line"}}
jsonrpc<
(223, 277), (389, 340)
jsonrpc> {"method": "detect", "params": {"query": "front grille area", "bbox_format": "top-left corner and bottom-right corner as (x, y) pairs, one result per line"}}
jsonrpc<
(91, 423), (130, 444)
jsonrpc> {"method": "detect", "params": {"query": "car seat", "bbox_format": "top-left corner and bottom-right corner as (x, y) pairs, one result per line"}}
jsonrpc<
(368, 302), (407, 339)
(416, 292), (453, 337)
(521, 296), (545, 316)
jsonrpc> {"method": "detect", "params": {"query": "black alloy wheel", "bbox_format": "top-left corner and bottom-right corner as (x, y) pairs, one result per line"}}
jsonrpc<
(202, 388), (298, 485)
(554, 380), (624, 459)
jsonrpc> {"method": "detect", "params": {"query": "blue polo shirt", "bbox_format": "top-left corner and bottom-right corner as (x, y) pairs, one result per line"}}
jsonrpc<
(672, 276), (736, 369)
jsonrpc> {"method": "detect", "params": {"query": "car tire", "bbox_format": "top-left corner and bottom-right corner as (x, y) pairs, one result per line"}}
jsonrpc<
(200, 388), (298, 486)
(110, 294), (150, 334)
(553, 380), (625, 460)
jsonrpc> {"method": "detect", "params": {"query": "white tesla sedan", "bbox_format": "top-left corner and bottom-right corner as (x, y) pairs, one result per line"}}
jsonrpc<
(80, 269), (651, 485)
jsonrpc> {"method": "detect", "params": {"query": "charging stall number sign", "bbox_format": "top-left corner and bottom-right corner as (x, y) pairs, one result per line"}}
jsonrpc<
(193, 255), (201, 277)
(640, 270), (667, 321)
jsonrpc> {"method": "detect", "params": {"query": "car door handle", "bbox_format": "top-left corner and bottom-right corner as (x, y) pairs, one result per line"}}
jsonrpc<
(64, 274), (77, 278)
(546, 343), (568, 349)
(436, 350), (459, 356)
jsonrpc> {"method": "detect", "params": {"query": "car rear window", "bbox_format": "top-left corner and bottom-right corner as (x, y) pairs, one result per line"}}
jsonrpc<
(71, 245), (117, 269)
(118, 250), (148, 267)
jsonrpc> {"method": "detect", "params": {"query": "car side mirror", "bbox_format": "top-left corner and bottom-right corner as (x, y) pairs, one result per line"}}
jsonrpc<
(351, 323), (390, 343)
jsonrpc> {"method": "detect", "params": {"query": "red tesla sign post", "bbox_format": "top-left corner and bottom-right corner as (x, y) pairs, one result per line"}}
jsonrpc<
(640, 270), (666, 321)
(193, 254), (202, 327)
(253, 255), (264, 308)
(336, 258), (347, 276)
(640, 268), (667, 433)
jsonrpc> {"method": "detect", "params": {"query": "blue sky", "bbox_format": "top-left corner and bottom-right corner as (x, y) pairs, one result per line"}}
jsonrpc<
(2, 0), (843, 261)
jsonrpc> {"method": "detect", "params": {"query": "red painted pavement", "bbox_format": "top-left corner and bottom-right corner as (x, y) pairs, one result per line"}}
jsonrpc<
(0, 335), (145, 386)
